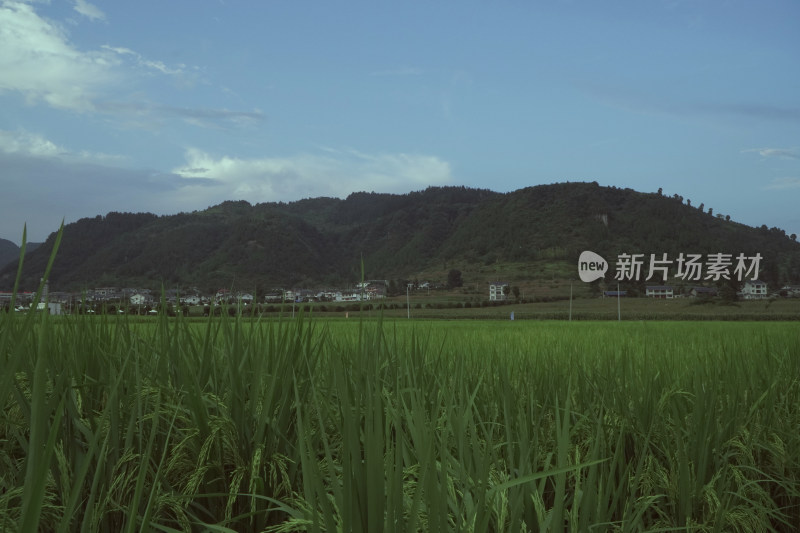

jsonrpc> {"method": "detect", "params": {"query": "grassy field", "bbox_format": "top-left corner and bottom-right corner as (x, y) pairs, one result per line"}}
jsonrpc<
(368, 295), (800, 321)
(2, 309), (800, 531)
(200, 296), (800, 322)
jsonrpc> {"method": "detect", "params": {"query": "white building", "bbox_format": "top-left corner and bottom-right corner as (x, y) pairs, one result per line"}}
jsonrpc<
(264, 292), (284, 303)
(645, 285), (674, 299)
(215, 289), (231, 303)
(94, 287), (119, 300)
(180, 295), (201, 305)
(34, 302), (64, 315)
(489, 282), (509, 301)
(336, 292), (362, 302)
(741, 280), (767, 299)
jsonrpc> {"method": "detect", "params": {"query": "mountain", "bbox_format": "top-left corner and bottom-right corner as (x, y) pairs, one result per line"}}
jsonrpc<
(0, 239), (19, 271)
(2, 182), (799, 292)
(0, 238), (42, 271)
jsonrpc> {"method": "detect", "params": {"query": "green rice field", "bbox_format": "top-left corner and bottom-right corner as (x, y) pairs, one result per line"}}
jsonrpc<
(2, 308), (799, 531)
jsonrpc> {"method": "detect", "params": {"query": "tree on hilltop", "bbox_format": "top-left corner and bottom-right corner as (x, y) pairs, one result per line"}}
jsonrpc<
(447, 269), (463, 289)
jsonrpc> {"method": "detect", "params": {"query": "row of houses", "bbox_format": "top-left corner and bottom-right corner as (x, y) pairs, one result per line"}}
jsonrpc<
(602, 280), (789, 299)
(7, 280), (392, 309)
(265, 283), (389, 303)
(643, 280), (769, 299)
(130, 287), (389, 306)
(492, 280), (775, 301)
(5, 279), (799, 312)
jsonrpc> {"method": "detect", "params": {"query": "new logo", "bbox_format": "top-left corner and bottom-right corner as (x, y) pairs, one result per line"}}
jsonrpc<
(578, 251), (608, 282)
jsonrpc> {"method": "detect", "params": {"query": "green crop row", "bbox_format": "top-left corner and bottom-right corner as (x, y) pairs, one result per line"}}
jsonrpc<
(2, 308), (800, 531)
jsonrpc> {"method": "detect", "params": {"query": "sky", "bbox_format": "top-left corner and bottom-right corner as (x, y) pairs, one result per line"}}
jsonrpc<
(1, 0), (799, 245)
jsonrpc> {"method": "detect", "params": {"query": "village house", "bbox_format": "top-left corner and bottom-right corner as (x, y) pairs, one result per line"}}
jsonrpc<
(316, 290), (339, 301)
(263, 291), (284, 303)
(94, 287), (120, 300)
(603, 290), (627, 298)
(741, 280), (768, 300)
(645, 285), (674, 299)
(780, 285), (800, 297)
(215, 289), (233, 303)
(364, 283), (387, 300)
(336, 292), (362, 302)
(690, 287), (717, 298)
(33, 302), (64, 315)
(489, 282), (509, 301)
(180, 294), (201, 305)
(292, 289), (315, 302)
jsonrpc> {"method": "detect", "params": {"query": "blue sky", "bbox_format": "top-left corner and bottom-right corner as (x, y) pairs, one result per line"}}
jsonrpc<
(1, 0), (799, 245)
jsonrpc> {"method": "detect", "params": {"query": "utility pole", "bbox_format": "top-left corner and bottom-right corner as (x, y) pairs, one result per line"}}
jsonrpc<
(406, 283), (411, 319)
(569, 281), (573, 321)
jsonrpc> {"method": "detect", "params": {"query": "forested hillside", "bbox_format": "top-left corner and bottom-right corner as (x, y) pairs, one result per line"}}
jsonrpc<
(0, 239), (19, 271)
(0, 238), (42, 271)
(2, 182), (798, 292)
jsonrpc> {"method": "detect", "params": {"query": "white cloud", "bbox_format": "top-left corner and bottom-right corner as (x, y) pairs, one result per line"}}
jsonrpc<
(0, 0), (119, 111)
(73, 0), (105, 22)
(172, 148), (453, 201)
(0, 129), (63, 157)
(0, 1), (185, 112)
(0, 129), (125, 162)
(744, 147), (799, 160)
(101, 45), (186, 76)
(0, 143), (453, 242)
(764, 177), (800, 190)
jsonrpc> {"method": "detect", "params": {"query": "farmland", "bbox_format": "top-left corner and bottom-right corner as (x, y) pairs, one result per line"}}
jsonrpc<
(189, 294), (800, 322)
(2, 309), (799, 531)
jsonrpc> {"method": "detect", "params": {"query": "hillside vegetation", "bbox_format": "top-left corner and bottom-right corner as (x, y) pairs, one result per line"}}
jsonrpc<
(0, 239), (41, 271)
(2, 182), (799, 292)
